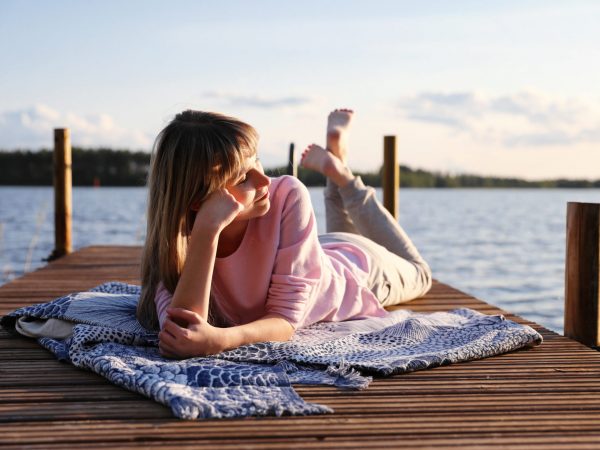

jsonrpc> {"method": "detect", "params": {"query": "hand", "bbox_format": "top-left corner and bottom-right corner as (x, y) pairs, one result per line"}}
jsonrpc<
(158, 308), (227, 358)
(192, 189), (243, 235)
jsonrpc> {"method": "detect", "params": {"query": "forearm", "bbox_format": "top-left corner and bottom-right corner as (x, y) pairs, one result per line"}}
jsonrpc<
(224, 315), (295, 350)
(170, 229), (219, 320)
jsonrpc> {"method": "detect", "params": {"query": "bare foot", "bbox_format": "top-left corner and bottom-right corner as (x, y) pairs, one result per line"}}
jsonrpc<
(300, 144), (354, 187)
(326, 108), (354, 163)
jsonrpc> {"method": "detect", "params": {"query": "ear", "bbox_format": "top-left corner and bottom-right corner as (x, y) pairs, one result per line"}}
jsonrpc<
(190, 198), (202, 211)
(185, 209), (197, 237)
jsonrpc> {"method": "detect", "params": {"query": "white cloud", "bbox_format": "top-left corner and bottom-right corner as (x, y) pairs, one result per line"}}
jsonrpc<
(0, 105), (153, 149)
(203, 91), (315, 109)
(397, 91), (600, 147)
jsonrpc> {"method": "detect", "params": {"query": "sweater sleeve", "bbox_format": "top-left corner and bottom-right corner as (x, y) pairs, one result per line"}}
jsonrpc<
(154, 281), (172, 330)
(264, 178), (323, 328)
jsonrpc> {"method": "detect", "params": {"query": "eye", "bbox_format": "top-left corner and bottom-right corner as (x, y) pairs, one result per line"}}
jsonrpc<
(236, 174), (248, 185)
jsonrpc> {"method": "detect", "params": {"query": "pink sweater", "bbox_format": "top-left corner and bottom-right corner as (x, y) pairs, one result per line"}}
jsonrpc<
(155, 175), (389, 330)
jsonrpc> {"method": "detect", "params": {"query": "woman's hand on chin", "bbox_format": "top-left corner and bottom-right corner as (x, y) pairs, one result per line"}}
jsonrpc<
(158, 307), (228, 358)
(192, 188), (244, 236)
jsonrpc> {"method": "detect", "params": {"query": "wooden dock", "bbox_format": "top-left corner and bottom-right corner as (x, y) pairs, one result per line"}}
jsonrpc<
(1, 246), (600, 449)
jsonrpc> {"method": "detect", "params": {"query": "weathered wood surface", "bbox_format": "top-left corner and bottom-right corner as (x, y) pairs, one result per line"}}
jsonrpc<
(52, 128), (72, 258)
(383, 135), (399, 219)
(564, 202), (600, 347)
(1, 246), (600, 449)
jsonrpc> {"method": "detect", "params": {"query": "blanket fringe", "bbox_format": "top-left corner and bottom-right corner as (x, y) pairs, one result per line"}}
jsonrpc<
(326, 359), (372, 390)
(275, 359), (371, 390)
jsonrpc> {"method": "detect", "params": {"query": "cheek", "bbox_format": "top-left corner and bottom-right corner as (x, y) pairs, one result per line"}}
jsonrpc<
(229, 187), (252, 206)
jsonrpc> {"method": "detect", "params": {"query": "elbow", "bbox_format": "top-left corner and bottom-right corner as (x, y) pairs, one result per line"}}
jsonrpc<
(279, 318), (296, 342)
(283, 323), (295, 341)
(266, 314), (296, 341)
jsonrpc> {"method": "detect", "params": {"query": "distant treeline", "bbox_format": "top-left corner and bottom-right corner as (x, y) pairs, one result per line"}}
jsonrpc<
(0, 148), (150, 186)
(1, 148), (600, 188)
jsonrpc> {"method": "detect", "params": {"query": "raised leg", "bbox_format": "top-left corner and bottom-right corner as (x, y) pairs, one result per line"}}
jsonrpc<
(324, 178), (357, 234)
(301, 144), (426, 265)
(302, 108), (432, 303)
(322, 109), (358, 233)
(326, 108), (353, 164)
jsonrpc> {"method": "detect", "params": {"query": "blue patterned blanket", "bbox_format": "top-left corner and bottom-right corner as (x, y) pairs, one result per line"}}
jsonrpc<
(0, 282), (542, 419)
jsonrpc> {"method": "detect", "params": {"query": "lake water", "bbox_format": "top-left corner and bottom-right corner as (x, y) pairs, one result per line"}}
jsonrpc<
(1, 185), (599, 335)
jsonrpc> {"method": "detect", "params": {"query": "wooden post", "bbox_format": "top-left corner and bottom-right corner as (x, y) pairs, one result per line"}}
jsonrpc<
(287, 142), (297, 178)
(383, 135), (399, 219)
(564, 202), (600, 347)
(52, 128), (72, 259)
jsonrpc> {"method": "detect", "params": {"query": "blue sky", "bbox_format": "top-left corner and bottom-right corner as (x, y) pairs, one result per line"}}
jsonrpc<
(1, 0), (599, 179)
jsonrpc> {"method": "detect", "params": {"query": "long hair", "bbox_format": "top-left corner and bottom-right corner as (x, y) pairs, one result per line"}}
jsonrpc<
(137, 110), (258, 330)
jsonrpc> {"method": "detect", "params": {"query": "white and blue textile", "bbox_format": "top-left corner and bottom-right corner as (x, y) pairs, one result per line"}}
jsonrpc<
(1, 282), (543, 420)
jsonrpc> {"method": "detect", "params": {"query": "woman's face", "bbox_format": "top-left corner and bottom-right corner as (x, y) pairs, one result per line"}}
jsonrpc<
(226, 154), (271, 221)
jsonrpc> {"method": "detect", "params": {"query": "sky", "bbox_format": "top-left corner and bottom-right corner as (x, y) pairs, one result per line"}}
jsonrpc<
(1, 0), (599, 180)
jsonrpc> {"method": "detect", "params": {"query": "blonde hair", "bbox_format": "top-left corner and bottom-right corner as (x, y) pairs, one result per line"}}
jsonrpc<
(137, 110), (259, 330)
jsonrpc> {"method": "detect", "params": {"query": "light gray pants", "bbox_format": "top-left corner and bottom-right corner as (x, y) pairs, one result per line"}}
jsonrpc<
(318, 177), (432, 306)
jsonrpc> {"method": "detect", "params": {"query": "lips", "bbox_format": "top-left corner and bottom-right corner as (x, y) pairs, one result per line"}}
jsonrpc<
(256, 190), (269, 202)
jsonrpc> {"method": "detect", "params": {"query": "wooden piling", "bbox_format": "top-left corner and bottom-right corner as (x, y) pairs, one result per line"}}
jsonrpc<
(383, 135), (399, 219)
(287, 142), (297, 178)
(52, 128), (72, 259)
(564, 202), (600, 347)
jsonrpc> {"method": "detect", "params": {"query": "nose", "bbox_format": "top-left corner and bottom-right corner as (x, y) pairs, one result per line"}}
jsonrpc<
(253, 170), (270, 189)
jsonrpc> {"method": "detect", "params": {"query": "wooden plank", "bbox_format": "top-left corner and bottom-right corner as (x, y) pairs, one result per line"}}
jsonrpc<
(3, 423), (600, 449)
(3, 415), (600, 445)
(4, 392), (600, 423)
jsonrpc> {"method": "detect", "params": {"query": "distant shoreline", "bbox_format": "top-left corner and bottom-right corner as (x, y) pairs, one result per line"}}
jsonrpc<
(1, 148), (599, 188)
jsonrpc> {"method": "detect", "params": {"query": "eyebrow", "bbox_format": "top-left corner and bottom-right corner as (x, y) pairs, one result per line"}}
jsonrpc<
(242, 153), (258, 172)
(234, 155), (257, 181)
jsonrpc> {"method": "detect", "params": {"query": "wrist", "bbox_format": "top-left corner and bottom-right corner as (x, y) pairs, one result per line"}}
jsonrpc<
(221, 326), (239, 352)
(189, 224), (222, 250)
(192, 220), (223, 238)
(193, 204), (235, 236)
